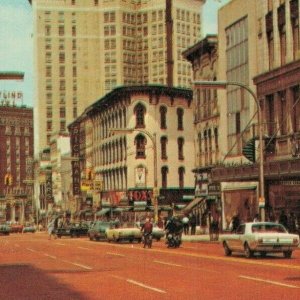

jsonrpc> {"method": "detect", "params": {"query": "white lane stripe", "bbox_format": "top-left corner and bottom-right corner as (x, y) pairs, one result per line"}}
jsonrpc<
(127, 279), (166, 294)
(71, 262), (93, 270)
(44, 253), (57, 259)
(239, 275), (300, 289)
(78, 246), (91, 251)
(106, 252), (125, 257)
(55, 242), (66, 246)
(26, 248), (37, 253)
(153, 260), (182, 267)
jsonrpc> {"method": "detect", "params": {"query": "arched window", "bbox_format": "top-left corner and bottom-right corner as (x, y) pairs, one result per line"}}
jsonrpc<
(177, 108), (184, 130)
(135, 134), (146, 158)
(178, 167), (185, 188)
(161, 166), (168, 188)
(134, 103), (146, 128)
(160, 106), (167, 129)
(160, 136), (168, 159)
(178, 137), (184, 160)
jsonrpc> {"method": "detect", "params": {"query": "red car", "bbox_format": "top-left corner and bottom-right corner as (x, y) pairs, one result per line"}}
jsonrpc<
(10, 224), (24, 233)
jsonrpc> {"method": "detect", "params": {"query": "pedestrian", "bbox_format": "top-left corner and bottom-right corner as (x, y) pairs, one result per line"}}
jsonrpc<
(253, 213), (260, 222)
(182, 215), (189, 235)
(231, 214), (240, 232)
(189, 213), (197, 235)
(288, 212), (297, 233)
(278, 210), (288, 229)
(47, 218), (55, 240)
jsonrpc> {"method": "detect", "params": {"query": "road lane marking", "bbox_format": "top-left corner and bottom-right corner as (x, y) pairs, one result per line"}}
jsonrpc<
(153, 260), (182, 267)
(182, 246), (197, 250)
(44, 253), (57, 259)
(127, 279), (166, 294)
(106, 252), (125, 257)
(71, 262), (93, 270)
(239, 275), (300, 289)
(26, 248), (37, 253)
(78, 246), (92, 251)
(55, 242), (66, 246)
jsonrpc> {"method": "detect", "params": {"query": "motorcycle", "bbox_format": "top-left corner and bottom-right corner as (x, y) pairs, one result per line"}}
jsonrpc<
(143, 233), (152, 248)
(166, 232), (181, 248)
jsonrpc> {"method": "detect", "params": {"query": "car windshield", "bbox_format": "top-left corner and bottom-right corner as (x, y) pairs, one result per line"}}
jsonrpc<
(251, 223), (287, 233)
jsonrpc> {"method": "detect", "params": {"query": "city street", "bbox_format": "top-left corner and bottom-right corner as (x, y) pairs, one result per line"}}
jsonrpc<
(0, 233), (299, 300)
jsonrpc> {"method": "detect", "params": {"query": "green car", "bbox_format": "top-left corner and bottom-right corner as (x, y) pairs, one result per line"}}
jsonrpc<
(0, 224), (11, 235)
(88, 221), (115, 241)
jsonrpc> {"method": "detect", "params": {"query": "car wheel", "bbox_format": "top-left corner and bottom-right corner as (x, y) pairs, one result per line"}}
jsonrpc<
(260, 252), (267, 258)
(113, 235), (119, 243)
(244, 243), (253, 258)
(89, 235), (93, 241)
(156, 237), (161, 241)
(223, 242), (232, 256)
(129, 239), (133, 243)
(283, 250), (292, 258)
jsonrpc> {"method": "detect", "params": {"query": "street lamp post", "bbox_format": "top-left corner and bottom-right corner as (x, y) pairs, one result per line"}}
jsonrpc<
(193, 80), (265, 221)
(109, 128), (158, 223)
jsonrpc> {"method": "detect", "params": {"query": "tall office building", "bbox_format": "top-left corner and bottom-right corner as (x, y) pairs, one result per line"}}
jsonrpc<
(29, 0), (205, 152)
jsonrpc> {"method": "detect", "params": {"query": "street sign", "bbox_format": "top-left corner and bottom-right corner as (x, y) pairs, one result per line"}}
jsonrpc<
(93, 180), (102, 191)
(81, 180), (93, 191)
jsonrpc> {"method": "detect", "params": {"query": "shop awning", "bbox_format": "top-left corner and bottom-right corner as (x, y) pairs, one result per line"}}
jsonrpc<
(96, 208), (110, 216)
(133, 206), (146, 212)
(182, 197), (205, 213)
(159, 206), (172, 211)
(174, 204), (186, 210)
(182, 195), (194, 201)
(113, 207), (124, 213)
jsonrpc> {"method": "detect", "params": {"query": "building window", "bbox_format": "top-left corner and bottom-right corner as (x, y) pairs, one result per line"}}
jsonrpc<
(177, 108), (184, 130)
(267, 31), (274, 69)
(160, 136), (168, 160)
(135, 134), (146, 159)
(60, 121), (66, 132)
(161, 166), (168, 188)
(279, 26), (286, 65)
(178, 167), (185, 188)
(59, 25), (64, 36)
(60, 107), (66, 118)
(178, 137), (184, 160)
(134, 103), (146, 128)
(160, 106), (167, 129)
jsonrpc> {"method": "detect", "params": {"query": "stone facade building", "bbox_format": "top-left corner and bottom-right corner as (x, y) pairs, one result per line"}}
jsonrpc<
(187, 0), (300, 231)
(68, 85), (194, 221)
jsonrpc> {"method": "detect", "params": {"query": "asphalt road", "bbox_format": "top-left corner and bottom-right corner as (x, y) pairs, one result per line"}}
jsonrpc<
(0, 233), (300, 300)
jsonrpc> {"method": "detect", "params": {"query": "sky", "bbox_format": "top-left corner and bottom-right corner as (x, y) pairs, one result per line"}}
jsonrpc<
(0, 0), (229, 108)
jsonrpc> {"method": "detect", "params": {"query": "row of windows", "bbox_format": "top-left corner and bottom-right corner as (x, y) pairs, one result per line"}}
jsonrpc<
(45, 39), (77, 51)
(45, 25), (76, 36)
(100, 166), (185, 191)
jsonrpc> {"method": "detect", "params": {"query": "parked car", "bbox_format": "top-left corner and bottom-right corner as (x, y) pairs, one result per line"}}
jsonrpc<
(88, 221), (115, 241)
(221, 222), (299, 258)
(0, 223), (10, 235)
(22, 224), (36, 233)
(55, 222), (89, 238)
(152, 225), (165, 241)
(10, 224), (24, 233)
(106, 223), (142, 243)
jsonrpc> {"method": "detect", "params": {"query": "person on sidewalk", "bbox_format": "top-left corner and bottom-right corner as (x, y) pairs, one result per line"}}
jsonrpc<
(182, 215), (189, 235)
(189, 213), (197, 235)
(47, 218), (55, 240)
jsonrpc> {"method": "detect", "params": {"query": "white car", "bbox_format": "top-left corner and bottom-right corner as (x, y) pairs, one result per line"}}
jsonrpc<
(221, 222), (299, 258)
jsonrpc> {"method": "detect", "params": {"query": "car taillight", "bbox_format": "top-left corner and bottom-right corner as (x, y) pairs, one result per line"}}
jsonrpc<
(258, 238), (263, 243)
(293, 238), (299, 245)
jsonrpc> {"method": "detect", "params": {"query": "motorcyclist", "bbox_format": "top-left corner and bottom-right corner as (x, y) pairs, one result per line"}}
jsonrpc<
(165, 217), (183, 247)
(141, 217), (153, 248)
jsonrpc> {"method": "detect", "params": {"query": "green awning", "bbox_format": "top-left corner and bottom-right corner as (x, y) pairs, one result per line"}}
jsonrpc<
(113, 208), (124, 213)
(174, 204), (186, 209)
(159, 206), (172, 211)
(133, 201), (147, 206)
(96, 208), (110, 216)
(133, 207), (146, 212)
(182, 195), (194, 201)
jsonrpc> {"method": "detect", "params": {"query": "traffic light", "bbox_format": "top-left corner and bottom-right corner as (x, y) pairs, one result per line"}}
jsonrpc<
(242, 138), (256, 162)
